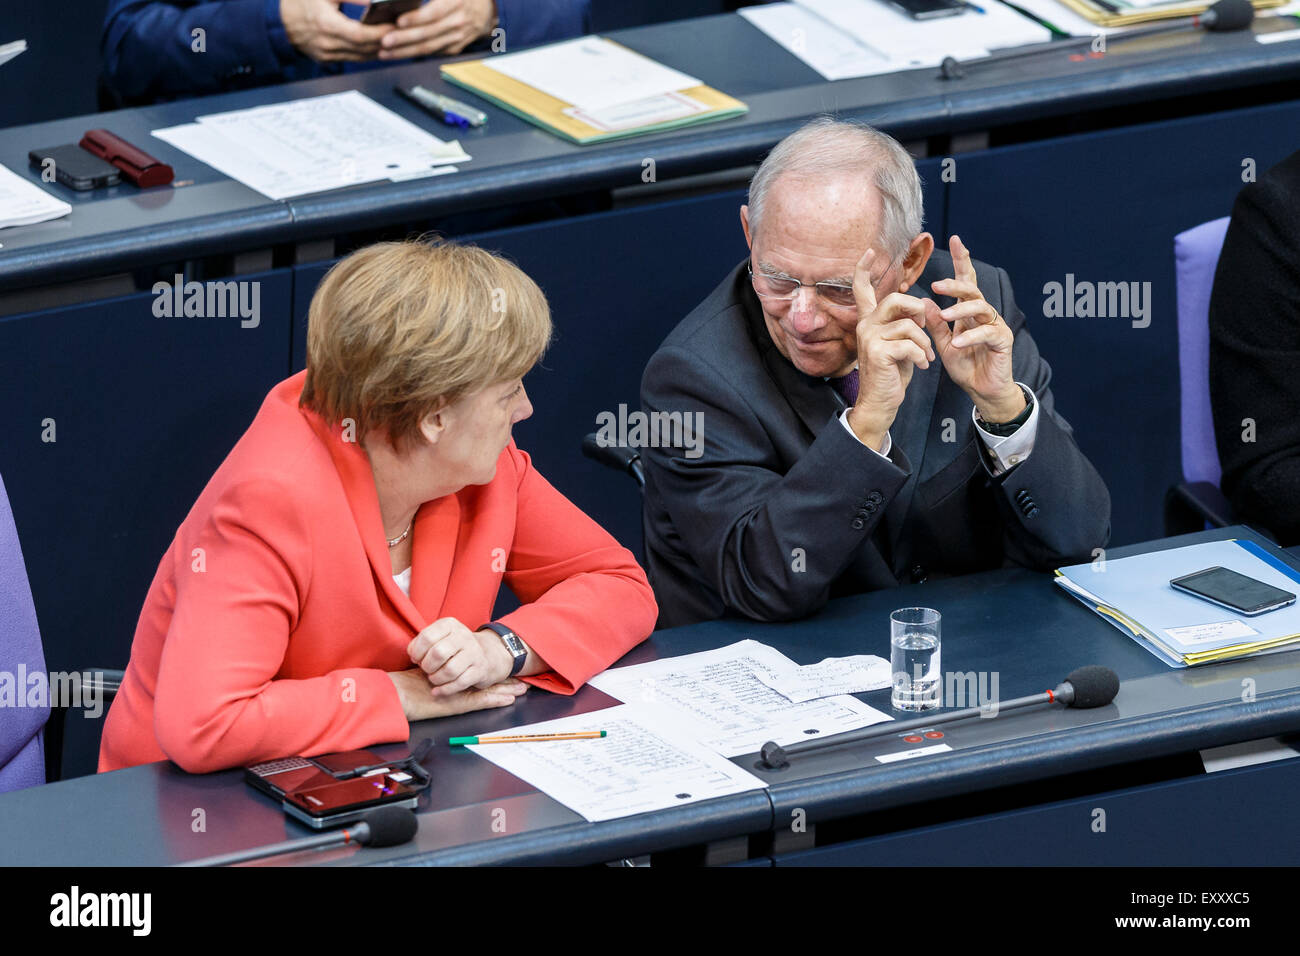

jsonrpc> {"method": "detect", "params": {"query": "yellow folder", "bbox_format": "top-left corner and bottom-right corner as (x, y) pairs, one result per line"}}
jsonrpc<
(440, 41), (748, 146)
(1055, 0), (1283, 28)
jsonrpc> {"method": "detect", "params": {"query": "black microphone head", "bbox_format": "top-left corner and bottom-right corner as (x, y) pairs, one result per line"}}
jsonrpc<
(1064, 666), (1119, 708)
(1202, 0), (1254, 30)
(581, 433), (640, 471)
(356, 807), (419, 847)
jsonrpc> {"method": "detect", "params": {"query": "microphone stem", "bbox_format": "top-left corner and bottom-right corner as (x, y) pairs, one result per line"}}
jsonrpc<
(777, 690), (1055, 760)
(180, 826), (366, 867)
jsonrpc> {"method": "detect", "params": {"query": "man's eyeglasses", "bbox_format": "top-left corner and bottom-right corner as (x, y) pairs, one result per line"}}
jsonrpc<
(748, 261), (893, 309)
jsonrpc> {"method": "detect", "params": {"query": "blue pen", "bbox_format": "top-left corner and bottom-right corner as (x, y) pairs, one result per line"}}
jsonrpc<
(395, 85), (487, 129)
(966, 1), (987, 12)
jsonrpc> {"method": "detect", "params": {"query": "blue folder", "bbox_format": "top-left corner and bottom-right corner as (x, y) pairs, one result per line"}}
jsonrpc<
(1055, 539), (1300, 667)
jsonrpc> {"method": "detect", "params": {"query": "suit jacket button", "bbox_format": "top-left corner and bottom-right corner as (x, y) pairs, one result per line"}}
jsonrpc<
(1016, 489), (1030, 503)
(867, 491), (884, 505)
(856, 509), (869, 519)
(852, 518), (865, 530)
(865, 502), (878, 514)
(1027, 506), (1040, 519)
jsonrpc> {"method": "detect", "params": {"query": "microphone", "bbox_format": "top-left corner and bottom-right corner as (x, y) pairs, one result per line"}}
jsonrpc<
(582, 433), (645, 488)
(1196, 0), (1254, 29)
(757, 665), (1119, 771)
(939, 0), (1255, 80)
(181, 806), (419, 867)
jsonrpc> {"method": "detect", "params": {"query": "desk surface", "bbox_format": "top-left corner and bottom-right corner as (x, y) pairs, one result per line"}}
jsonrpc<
(2, 524), (1299, 866)
(2, 14), (1300, 288)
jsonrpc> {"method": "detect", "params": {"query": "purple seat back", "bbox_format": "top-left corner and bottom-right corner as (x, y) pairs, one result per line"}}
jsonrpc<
(1174, 217), (1231, 485)
(0, 472), (48, 792)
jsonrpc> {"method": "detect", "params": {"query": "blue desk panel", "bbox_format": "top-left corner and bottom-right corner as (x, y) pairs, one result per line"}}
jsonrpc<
(774, 755), (1300, 866)
(0, 270), (294, 679)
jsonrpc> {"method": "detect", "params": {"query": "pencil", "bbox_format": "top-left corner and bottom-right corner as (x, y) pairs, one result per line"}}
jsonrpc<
(449, 731), (607, 745)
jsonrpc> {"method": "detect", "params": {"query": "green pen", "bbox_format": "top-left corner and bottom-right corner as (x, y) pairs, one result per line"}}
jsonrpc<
(450, 730), (607, 745)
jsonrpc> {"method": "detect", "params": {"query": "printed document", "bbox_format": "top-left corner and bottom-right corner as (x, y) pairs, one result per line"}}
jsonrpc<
(0, 163), (71, 229)
(589, 639), (891, 756)
(756, 653), (892, 703)
(483, 36), (702, 112)
(153, 90), (469, 200)
(465, 704), (768, 822)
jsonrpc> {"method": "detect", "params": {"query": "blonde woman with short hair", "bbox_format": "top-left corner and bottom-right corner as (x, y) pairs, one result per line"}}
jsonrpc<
(100, 238), (657, 774)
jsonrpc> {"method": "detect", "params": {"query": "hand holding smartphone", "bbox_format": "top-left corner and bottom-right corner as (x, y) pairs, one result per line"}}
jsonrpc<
(362, 0), (422, 24)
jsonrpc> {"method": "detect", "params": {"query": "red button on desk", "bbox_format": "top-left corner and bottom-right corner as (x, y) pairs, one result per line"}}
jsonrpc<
(924, 731), (944, 739)
(903, 735), (924, 743)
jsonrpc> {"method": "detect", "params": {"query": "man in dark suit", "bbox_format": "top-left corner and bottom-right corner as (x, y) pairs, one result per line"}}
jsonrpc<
(101, 0), (590, 105)
(1210, 149), (1300, 546)
(641, 118), (1110, 628)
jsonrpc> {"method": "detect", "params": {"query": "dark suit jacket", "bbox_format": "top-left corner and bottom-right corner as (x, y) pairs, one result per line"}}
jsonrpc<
(101, 0), (591, 104)
(1210, 149), (1300, 546)
(641, 253), (1111, 628)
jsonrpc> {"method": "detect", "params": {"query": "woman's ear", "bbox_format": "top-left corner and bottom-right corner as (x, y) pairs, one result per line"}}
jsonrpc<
(418, 406), (448, 446)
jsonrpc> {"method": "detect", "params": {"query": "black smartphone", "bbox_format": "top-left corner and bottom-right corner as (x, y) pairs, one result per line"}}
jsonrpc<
(886, 0), (967, 19)
(28, 144), (120, 191)
(361, 0), (422, 24)
(1169, 566), (1297, 616)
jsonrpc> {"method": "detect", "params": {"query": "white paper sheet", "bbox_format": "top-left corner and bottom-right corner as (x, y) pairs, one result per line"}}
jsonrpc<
(153, 91), (470, 200)
(465, 704), (767, 822)
(740, 2), (898, 79)
(0, 39), (26, 68)
(0, 163), (71, 229)
(482, 36), (702, 112)
(1258, 24), (1300, 42)
(993, 0), (1125, 36)
(799, 0), (1052, 65)
(588, 639), (892, 756)
(756, 654), (892, 702)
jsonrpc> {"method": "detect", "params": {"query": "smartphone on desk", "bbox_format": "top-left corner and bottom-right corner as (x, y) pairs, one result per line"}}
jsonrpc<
(1169, 566), (1297, 616)
(886, 0), (967, 19)
(245, 748), (424, 829)
(362, 0), (422, 24)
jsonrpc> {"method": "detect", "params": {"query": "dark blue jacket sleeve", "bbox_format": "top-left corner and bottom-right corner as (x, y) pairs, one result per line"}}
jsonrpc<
(493, 0), (591, 49)
(101, 0), (302, 102)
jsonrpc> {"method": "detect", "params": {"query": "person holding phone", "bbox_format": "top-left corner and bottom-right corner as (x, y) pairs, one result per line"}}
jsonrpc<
(640, 118), (1111, 627)
(100, 0), (591, 105)
(99, 238), (657, 774)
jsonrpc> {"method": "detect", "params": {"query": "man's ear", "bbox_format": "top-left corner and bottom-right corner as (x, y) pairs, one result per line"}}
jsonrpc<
(897, 232), (935, 292)
(740, 204), (753, 251)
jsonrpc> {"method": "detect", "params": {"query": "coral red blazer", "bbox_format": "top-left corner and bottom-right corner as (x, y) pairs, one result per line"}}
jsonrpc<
(99, 372), (657, 773)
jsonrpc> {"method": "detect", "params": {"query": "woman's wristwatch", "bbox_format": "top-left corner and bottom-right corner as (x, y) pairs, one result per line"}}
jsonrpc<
(481, 622), (528, 677)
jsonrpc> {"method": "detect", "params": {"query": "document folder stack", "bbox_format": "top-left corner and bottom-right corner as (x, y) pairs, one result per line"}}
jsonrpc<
(1055, 538), (1300, 667)
(441, 37), (747, 145)
(1055, 0), (1283, 27)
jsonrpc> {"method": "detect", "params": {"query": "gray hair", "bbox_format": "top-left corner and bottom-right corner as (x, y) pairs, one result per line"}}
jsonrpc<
(747, 117), (924, 263)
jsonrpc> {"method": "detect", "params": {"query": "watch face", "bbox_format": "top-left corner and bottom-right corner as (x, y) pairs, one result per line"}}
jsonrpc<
(503, 634), (526, 657)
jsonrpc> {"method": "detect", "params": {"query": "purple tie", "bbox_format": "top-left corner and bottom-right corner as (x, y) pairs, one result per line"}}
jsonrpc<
(830, 368), (859, 406)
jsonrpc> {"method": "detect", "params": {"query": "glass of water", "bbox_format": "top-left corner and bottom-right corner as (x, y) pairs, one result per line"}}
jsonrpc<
(891, 607), (941, 711)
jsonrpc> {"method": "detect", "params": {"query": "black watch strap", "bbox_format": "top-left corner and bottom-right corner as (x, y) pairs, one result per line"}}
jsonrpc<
(482, 622), (528, 677)
(977, 384), (1034, 438)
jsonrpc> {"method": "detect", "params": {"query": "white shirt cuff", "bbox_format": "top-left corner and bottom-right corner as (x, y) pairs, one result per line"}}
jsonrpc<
(839, 408), (892, 459)
(972, 383), (1039, 475)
